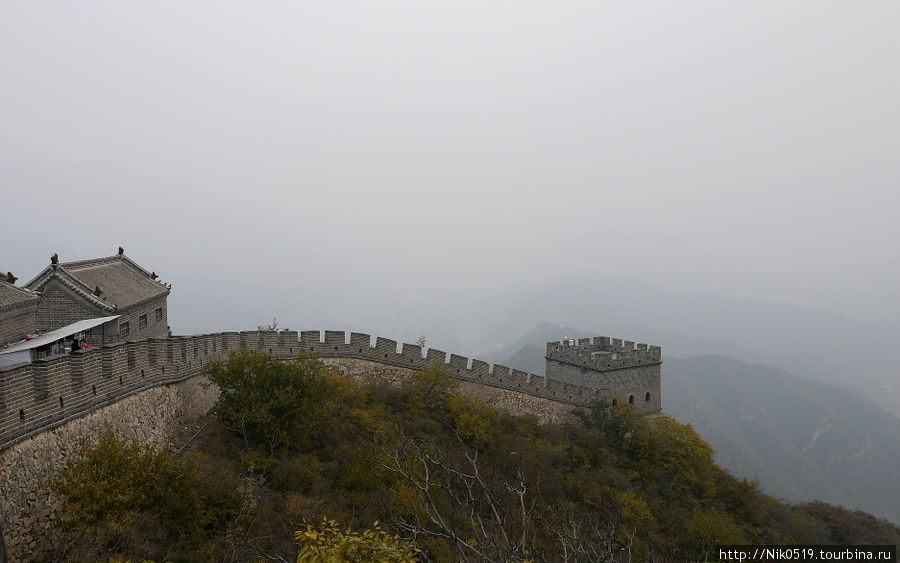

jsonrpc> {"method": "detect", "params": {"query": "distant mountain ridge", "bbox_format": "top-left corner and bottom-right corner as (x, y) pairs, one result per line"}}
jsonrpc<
(663, 355), (900, 524)
(490, 322), (900, 524)
(387, 276), (900, 416)
(479, 321), (594, 372)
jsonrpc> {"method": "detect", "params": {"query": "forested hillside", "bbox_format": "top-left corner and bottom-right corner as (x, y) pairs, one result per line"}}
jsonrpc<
(51, 352), (899, 562)
(489, 322), (900, 524)
(663, 356), (900, 524)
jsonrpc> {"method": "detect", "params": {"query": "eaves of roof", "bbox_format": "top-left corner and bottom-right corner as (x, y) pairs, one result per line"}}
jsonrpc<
(0, 282), (40, 313)
(26, 266), (117, 313)
(24, 253), (170, 311)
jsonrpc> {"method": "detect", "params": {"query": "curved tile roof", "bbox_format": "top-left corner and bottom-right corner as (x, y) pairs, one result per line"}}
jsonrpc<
(25, 253), (169, 311)
(0, 279), (40, 313)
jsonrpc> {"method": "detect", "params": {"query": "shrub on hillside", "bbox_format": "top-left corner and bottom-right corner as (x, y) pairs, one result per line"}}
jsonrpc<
(51, 430), (254, 561)
(207, 350), (352, 455)
(295, 518), (420, 562)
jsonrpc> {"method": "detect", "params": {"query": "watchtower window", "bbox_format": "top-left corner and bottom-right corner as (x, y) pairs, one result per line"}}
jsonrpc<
(155, 307), (163, 321)
(121, 321), (130, 336)
(611, 399), (617, 406)
(628, 395), (634, 404)
(139, 314), (148, 329)
(645, 392), (651, 402)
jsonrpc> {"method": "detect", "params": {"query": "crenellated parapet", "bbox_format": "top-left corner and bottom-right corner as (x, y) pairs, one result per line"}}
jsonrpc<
(299, 330), (604, 406)
(0, 330), (298, 450)
(544, 336), (662, 413)
(545, 336), (661, 370)
(0, 329), (642, 452)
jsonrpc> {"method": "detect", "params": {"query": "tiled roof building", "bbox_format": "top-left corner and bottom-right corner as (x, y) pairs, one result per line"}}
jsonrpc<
(24, 249), (170, 340)
(0, 271), (40, 345)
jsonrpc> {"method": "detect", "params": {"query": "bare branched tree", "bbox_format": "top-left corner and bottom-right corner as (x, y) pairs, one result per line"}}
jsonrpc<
(375, 430), (541, 562)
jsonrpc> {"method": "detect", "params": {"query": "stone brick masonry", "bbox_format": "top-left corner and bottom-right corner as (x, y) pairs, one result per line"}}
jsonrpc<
(0, 329), (660, 559)
(545, 337), (662, 413)
(0, 309), (36, 353)
(33, 284), (101, 335)
(0, 376), (218, 560)
(322, 358), (576, 425)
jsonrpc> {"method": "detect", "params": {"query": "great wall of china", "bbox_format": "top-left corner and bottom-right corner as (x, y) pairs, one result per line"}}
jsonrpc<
(0, 329), (661, 559)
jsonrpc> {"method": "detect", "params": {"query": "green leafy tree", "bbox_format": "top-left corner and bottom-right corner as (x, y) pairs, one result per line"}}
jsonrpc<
(207, 350), (347, 455)
(447, 393), (503, 445)
(617, 491), (656, 562)
(51, 429), (253, 561)
(574, 400), (645, 446)
(53, 430), (199, 541)
(682, 509), (745, 561)
(408, 362), (458, 406)
(626, 415), (716, 498)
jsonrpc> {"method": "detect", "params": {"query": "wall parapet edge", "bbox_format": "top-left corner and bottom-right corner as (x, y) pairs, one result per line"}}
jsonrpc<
(545, 336), (662, 369)
(1, 329), (629, 451)
(299, 330), (603, 406)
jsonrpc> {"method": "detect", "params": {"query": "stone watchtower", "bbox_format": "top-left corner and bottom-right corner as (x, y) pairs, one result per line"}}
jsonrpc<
(545, 337), (662, 413)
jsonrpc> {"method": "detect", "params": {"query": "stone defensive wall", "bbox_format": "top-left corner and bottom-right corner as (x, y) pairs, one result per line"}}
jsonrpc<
(0, 330), (607, 452)
(0, 331), (287, 451)
(0, 329), (643, 559)
(0, 330), (299, 559)
(545, 336), (662, 370)
(299, 330), (604, 406)
(0, 376), (218, 560)
(545, 337), (662, 413)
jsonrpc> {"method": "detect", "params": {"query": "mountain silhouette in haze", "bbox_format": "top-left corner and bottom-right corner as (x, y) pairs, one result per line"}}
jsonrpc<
(391, 276), (900, 416)
(663, 355), (900, 524)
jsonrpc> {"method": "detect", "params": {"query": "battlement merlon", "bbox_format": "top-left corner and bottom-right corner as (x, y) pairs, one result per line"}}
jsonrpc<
(545, 336), (662, 368)
(544, 336), (662, 413)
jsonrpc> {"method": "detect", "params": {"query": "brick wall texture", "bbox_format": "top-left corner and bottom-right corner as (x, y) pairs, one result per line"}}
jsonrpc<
(34, 283), (100, 334)
(0, 376), (218, 561)
(0, 329), (661, 559)
(545, 338), (662, 413)
(0, 307), (36, 347)
(33, 281), (169, 341)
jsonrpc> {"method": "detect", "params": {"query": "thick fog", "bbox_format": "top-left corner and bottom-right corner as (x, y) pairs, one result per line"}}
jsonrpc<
(3, 2), (899, 337)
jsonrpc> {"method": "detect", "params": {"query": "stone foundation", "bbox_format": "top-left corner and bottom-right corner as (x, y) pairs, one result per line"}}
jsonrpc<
(322, 357), (576, 425)
(0, 376), (217, 561)
(0, 346), (592, 560)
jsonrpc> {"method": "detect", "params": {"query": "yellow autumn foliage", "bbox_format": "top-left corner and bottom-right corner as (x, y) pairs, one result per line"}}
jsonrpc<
(295, 518), (420, 562)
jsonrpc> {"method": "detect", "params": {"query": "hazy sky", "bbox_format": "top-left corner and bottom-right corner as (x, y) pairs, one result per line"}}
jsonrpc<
(3, 2), (899, 333)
